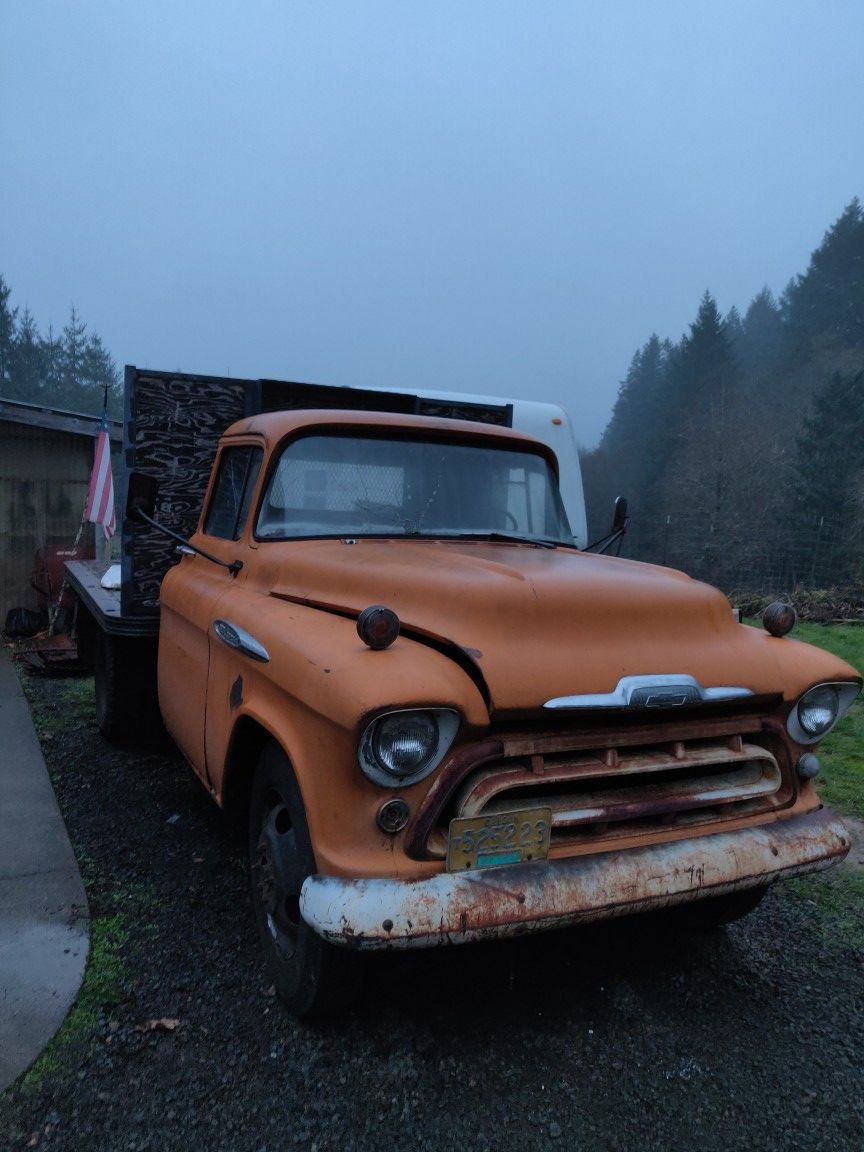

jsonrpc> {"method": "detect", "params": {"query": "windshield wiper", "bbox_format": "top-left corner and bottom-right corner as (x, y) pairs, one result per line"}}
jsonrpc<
(439, 531), (558, 549)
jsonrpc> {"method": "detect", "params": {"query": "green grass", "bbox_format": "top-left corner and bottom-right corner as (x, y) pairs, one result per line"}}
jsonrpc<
(21, 915), (129, 1089)
(736, 622), (863, 943)
(791, 620), (864, 673)
(18, 672), (95, 741)
(787, 869), (864, 949)
(9, 670), (161, 1096)
(789, 621), (864, 820)
(15, 858), (159, 1093)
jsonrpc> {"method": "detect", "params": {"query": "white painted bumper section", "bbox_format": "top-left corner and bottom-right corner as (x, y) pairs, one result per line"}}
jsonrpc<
(300, 811), (850, 950)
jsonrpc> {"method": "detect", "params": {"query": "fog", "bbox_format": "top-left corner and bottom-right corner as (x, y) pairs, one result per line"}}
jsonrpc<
(2, 0), (862, 445)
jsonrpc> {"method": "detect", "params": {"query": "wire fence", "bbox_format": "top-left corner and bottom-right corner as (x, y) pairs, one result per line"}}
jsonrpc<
(619, 513), (864, 598)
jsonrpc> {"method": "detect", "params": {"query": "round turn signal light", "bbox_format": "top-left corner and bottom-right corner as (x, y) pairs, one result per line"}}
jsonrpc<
(357, 605), (401, 650)
(762, 601), (796, 637)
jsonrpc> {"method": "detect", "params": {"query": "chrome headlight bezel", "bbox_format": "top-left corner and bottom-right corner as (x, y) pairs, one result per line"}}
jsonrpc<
(787, 681), (860, 744)
(358, 708), (460, 787)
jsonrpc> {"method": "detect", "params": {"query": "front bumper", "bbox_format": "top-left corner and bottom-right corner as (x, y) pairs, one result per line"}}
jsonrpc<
(300, 809), (850, 950)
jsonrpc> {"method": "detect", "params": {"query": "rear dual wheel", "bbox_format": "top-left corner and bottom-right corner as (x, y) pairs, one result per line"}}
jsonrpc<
(248, 742), (362, 1017)
(94, 632), (159, 742)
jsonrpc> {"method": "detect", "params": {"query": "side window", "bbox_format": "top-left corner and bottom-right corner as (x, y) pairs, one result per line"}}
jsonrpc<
(204, 446), (263, 539)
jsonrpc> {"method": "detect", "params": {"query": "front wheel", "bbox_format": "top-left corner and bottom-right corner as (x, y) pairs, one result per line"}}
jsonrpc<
(248, 742), (362, 1017)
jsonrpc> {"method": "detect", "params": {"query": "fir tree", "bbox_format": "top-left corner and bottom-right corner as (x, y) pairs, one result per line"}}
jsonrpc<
(782, 198), (864, 350)
(0, 274), (17, 393)
(9, 309), (43, 402)
(792, 369), (864, 582)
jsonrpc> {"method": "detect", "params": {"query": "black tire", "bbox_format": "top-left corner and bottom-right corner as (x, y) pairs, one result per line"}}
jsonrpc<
(249, 742), (362, 1017)
(675, 884), (768, 930)
(94, 633), (159, 742)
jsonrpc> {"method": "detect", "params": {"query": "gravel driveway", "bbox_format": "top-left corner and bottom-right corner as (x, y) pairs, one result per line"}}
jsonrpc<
(2, 675), (863, 1151)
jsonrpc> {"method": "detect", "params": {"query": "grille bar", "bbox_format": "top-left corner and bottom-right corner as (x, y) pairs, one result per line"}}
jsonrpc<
(478, 757), (781, 828)
(456, 741), (779, 821)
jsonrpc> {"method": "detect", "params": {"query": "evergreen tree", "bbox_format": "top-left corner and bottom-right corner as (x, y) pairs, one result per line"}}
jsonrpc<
(0, 274), (17, 393)
(791, 369), (864, 582)
(668, 291), (738, 418)
(81, 332), (122, 417)
(38, 325), (65, 404)
(782, 198), (864, 350)
(737, 287), (785, 387)
(9, 309), (43, 402)
(723, 305), (744, 352)
(60, 305), (89, 408)
(601, 334), (669, 462)
(594, 334), (673, 554)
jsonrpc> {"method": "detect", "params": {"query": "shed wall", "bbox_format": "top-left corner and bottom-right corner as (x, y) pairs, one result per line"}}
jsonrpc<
(0, 422), (99, 626)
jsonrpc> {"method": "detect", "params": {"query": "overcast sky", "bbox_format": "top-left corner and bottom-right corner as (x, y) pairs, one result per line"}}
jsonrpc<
(2, 1), (863, 446)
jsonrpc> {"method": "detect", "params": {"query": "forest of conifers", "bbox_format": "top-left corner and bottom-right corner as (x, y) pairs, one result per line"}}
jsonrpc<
(580, 198), (864, 596)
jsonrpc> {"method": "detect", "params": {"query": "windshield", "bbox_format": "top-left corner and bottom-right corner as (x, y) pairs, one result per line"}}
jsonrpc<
(255, 432), (573, 544)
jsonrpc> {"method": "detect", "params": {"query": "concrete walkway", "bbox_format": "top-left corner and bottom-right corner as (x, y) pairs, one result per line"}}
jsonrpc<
(0, 648), (89, 1092)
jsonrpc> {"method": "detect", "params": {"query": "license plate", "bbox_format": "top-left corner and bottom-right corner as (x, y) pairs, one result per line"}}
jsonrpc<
(447, 807), (552, 872)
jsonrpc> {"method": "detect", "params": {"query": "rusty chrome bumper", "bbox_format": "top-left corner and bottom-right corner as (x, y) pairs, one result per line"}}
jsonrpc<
(300, 810), (850, 950)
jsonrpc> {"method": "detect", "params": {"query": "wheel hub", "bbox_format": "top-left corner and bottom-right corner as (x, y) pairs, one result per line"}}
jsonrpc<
(253, 801), (303, 959)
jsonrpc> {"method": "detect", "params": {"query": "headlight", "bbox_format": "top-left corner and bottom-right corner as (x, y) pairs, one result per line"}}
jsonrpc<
(359, 709), (460, 787)
(787, 681), (860, 744)
(797, 685), (839, 737)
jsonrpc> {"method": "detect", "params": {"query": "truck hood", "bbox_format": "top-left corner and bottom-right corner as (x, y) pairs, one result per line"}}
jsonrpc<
(264, 539), (840, 714)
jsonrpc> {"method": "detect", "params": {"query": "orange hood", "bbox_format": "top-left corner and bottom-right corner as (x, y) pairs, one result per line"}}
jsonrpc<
(262, 538), (850, 714)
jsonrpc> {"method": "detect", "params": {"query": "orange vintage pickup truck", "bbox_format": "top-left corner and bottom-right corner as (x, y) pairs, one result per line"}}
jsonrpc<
(68, 367), (860, 1016)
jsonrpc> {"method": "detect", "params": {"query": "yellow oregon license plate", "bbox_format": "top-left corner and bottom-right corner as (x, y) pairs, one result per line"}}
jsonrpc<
(447, 807), (552, 872)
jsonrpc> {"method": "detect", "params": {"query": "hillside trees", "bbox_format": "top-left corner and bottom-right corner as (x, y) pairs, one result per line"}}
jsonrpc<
(791, 369), (864, 584)
(0, 275), (120, 416)
(591, 334), (671, 546)
(582, 199), (864, 591)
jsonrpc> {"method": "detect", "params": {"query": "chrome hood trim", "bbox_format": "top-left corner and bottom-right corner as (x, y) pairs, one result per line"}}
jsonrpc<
(544, 674), (753, 711)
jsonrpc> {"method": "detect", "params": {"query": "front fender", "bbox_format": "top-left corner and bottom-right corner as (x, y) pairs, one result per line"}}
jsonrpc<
(205, 596), (489, 878)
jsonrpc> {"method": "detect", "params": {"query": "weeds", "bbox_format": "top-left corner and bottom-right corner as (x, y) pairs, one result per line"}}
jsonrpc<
(20, 915), (129, 1091)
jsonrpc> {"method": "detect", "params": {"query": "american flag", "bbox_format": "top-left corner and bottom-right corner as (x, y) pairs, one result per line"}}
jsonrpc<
(85, 410), (116, 539)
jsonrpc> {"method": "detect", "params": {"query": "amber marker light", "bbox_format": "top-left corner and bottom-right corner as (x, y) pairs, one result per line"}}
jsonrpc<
(357, 604), (401, 650)
(762, 601), (797, 637)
